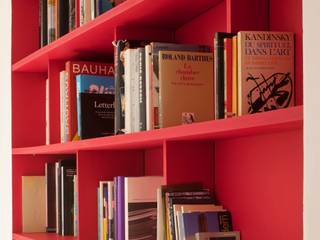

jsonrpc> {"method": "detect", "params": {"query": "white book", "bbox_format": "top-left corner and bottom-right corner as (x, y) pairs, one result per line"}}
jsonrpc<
(60, 71), (67, 143)
(124, 49), (134, 133)
(124, 176), (164, 240)
(131, 48), (140, 132)
(145, 45), (152, 131)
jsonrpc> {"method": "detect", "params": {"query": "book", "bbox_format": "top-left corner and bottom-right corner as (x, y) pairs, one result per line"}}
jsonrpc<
(138, 48), (147, 131)
(96, 0), (114, 16)
(22, 176), (46, 233)
(195, 231), (240, 240)
(115, 176), (125, 240)
(158, 50), (214, 128)
(69, 0), (76, 31)
(124, 176), (164, 240)
(45, 162), (56, 232)
(113, 40), (150, 134)
(47, 0), (57, 43)
(237, 31), (295, 115)
(179, 211), (233, 240)
(76, 74), (115, 139)
(65, 61), (114, 141)
(214, 32), (236, 119)
(55, 162), (61, 234)
(60, 70), (68, 143)
(107, 181), (115, 240)
(232, 36), (238, 117)
(57, 0), (69, 37)
(224, 38), (234, 118)
(40, 0), (48, 47)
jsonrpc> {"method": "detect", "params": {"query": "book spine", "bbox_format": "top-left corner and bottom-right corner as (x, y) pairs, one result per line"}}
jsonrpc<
(114, 40), (126, 134)
(224, 38), (233, 118)
(80, 0), (85, 26)
(232, 36), (238, 117)
(145, 45), (153, 131)
(75, 0), (80, 27)
(117, 177), (124, 240)
(131, 49), (140, 132)
(124, 49), (132, 133)
(108, 182), (114, 240)
(69, 0), (76, 31)
(84, 0), (92, 23)
(91, 0), (96, 19)
(151, 53), (160, 129)
(40, 0), (48, 47)
(138, 48), (146, 131)
(45, 163), (56, 232)
(58, 0), (69, 37)
(73, 175), (78, 236)
(65, 62), (73, 142)
(47, 0), (56, 43)
(76, 77), (82, 140)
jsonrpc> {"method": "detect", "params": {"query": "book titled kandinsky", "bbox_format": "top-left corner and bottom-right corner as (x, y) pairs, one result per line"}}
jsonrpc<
(76, 74), (115, 139)
(237, 31), (295, 115)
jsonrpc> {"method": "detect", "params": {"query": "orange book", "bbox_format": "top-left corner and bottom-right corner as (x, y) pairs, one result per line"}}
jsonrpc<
(65, 61), (114, 141)
(159, 50), (214, 128)
(237, 31), (295, 115)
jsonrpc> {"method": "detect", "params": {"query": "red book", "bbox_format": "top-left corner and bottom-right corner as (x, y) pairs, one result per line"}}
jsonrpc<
(65, 61), (114, 141)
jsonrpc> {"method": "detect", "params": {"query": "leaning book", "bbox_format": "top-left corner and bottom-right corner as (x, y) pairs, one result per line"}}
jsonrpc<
(76, 74), (115, 139)
(237, 31), (295, 115)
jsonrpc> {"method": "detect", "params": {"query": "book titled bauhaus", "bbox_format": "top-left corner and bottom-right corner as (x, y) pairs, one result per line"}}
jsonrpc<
(158, 51), (214, 128)
(76, 74), (115, 139)
(237, 31), (295, 115)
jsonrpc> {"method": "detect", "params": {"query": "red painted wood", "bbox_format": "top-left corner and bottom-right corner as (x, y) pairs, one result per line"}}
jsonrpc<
(13, 233), (76, 240)
(77, 150), (144, 240)
(269, 0), (303, 105)
(175, 1), (227, 46)
(12, 73), (47, 148)
(12, 0), (39, 63)
(144, 147), (163, 176)
(12, 106), (302, 155)
(215, 129), (303, 240)
(12, 0), (220, 72)
(12, 155), (73, 233)
(48, 61), (66, 144)
(164, 140), (214, 191)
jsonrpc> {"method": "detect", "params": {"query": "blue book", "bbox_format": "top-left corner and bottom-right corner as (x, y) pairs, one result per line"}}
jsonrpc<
(76, 74), (115, 139)
(180, 211), (232, 240)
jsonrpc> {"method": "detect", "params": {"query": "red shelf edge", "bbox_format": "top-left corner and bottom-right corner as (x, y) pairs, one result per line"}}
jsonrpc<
(12, 106), (303, 155)
(13, 233), (77, 240)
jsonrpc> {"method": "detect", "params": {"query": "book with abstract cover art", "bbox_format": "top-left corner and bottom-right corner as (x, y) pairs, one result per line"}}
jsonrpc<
(76, 74), (115, 139)
(158, 50), (214, 128)
(237, 31), (295, 115)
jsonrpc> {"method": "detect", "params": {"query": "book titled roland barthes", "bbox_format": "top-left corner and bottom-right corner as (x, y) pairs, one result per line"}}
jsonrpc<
(158, 50), (214, 128)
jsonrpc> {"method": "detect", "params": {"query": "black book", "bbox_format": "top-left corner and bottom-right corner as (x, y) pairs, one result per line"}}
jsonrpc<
(45, 162), (56, 232)
(61, 161), (76, 236)
(214, 32), (236, 119)
(58, 0), (69, 37)
(113, 40), (150, 135)
(40, 0), (47, 47)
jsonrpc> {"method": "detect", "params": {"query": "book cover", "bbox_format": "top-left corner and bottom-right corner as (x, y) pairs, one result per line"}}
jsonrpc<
(158, 50), (214, 128)
(113, 40), (150, 134)
(125, 176), (164, 240)
(45, 162), (56, 232)
(214, 32), (236, 119)
(76, 74), (115, 139)
(22, 176), (46, 233)
(237, 31), (295, 115)
(180, 211), (232, 240)
(65, 61), (114, 141)
(150, 42), (210, 129)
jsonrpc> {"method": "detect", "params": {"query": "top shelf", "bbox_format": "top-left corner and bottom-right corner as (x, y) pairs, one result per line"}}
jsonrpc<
(12, 106), (303, 155)
(12, 0), (221, 73)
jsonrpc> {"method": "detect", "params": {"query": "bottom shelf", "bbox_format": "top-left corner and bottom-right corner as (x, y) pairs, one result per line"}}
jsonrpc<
(13, 233), (77, 240)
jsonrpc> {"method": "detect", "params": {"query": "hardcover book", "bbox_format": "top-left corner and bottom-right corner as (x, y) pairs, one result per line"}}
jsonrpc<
(65, 61), (114, 141)
(22, 176), (46, 233)
(76, 74), (115, 139)
(237, 31), (295, 115)
(45, 162), (56, 232)
(158, 50), (214, 128)
(124, 176), (164, 240)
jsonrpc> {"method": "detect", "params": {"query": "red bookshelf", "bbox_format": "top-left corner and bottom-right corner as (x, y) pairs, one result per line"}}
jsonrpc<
(11, 0), (303, 240)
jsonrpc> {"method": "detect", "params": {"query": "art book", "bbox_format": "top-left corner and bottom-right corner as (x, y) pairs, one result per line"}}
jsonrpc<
(158, 50), (214, 128)
(237, 31), (295, 115)
(65, 61), (114, 141)
(76, 74), (115, 139)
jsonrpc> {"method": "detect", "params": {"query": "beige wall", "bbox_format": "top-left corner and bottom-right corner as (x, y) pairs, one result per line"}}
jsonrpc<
(0, 1), (12, 239)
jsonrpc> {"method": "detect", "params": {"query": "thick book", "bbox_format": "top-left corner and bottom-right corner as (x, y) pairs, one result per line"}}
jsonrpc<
(214, 32), (237, 119)
(158, 50), (214, 128)
(45, 162), (56, 232)
(179, 211), (232, 240)
(113, 40), (150, 134)
(150, 42), (210, 129)
(22, 176), (46, 233)
(124, 176), (164, 240)
(76, 74), (115, 139)
(65, 61), (114, 141)
(237, 31), (295, 115)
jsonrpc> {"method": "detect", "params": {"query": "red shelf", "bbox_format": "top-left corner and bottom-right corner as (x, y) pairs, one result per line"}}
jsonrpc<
(11, 0), (221, 73)
(12, 106), (302, 155)
(13, 233), (76, 240)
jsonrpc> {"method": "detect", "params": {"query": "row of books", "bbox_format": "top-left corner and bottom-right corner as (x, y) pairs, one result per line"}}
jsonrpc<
(97, 179), (240, 240)
(214, 31), (295, 119)
(40, 0), (126, 46)
(21, 160), (77, 236)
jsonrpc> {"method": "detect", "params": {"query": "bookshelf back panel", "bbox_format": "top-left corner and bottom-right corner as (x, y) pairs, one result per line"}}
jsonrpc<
(215, 129), (303, 240)
(77, 150), (145, 240)
(12, 73), (47, 148)
(144, 147), (164, 176)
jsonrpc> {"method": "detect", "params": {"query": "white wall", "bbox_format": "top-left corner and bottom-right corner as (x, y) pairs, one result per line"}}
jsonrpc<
(303, 0), (320, 239)
(0, 0), (12, 239)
